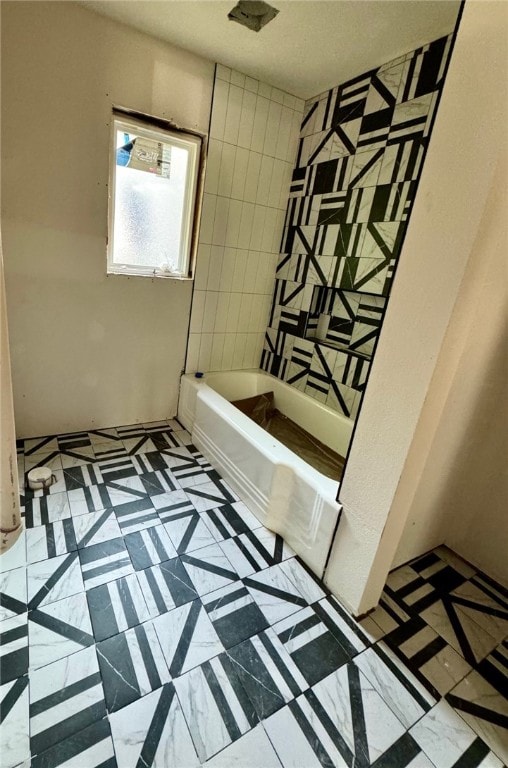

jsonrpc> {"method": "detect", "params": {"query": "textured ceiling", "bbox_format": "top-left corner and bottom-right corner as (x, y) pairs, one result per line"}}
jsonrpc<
(79, 0), (460, 99)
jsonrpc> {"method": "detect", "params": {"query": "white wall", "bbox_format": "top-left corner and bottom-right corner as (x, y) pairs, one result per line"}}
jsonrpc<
(1, 1), (214, 438)
(186, 66), (303, 374)
(324, 0), (507, 615)
(394, 145), (508, 585)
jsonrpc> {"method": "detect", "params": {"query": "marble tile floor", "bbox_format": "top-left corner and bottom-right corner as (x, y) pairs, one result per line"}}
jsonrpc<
(0, 421), (506, 768)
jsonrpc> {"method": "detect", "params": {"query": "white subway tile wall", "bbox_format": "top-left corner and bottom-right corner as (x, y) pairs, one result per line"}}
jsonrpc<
(187, 66), (304, 373)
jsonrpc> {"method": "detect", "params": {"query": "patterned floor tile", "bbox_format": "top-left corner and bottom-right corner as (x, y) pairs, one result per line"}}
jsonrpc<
(131, 450), (180, 477)
(28, 591), (94, 670)
(31, 717), (117, 768)
(358, 613), (388, 643)
(180, 544), (241, 596)
(215, 527), (292, 579)
(122, 434), (159, 455)
(136, 468), (179, 495)
(0, 529), (26, 573)
(25, 450), (63, 474)
(173, 428), (193, 447)
(244, 563), (308, 624)
(202, 582), (269, 648)
(27, 552), (83, 609)
(0, 614), (29, 684)
(203, 501), (262, 543)
(109, 683), (199, 768)
(72, 508), (122, 549)
(113, 497), (160, 535)
(123, 524), (177, 570)
(152, 600), (223, 676)
(416, 638), (472, 697)
(227, 628), (308, 719)
(182, 479), (236, 512)
(87, 428), (119, 449)
(24, 436), (58, 456)
(410, 699), (502, 768)
(279, 557), (326, 604)
(420, 598), (501, 667)
(96, 476), (147, 508)
(173, 654), (258, 763)
(57, 432), (92, 452)
(446, 649), (508, 764)
(272, 603), (362, 687)
(264, 694), (431, 768)
(93, 447), (136, 483)
(384, 612), (475, 699)
(59, 446), (96, 469)
(67, 486), (105, 517)
(86, 573), (152, 641)
(470, 572), (508, 610)
(0, 566), (27, 621)
(29, 646), (106, 758)
(151, 488), (195, 521)
(96, 621), (170, 713)
(157, 445), (214, 486)
(78, 537), (133, 590)
(11, 422), (508, 768)
(450, 580), (508, 647)
(26, 520), (77, 564)
(354, 645), (434, 729)
(0, 675), (30, 768)
(203, 724), (283, 768)
(434, 546), (477, 579)
(62, 463), (103, 492)
(475, 639), (508, 696)
(361, 593), (411, 640)
(263, 699), (350, 768)
(162, 504), (217, 555)
(136, 559), (199, 616)
(24, 491), (71, 528)
(115, 424), (145, 440)
(314, 595), (369, 653)
(278, 662), (411, 767)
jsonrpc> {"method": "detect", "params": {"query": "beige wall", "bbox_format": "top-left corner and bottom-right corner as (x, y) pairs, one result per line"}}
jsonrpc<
(1, 237), (21, 535)
(324, 0), (507, 614)
(1, 2), (214, 438)
(394, 146), (508, 585)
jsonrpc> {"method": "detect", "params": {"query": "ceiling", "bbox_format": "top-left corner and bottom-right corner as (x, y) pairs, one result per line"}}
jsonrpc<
(79, 0), (460, 99)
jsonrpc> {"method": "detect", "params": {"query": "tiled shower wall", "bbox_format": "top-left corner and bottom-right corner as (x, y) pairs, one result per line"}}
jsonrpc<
(186, 66), (304, 373)
(260, 34), (454, 418)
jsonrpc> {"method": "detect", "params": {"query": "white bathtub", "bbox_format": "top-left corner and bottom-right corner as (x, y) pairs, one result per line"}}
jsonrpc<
(178, 369), (354, 577)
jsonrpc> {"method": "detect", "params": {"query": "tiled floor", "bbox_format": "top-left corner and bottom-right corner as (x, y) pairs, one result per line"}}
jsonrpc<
(0, 421), (506, 768)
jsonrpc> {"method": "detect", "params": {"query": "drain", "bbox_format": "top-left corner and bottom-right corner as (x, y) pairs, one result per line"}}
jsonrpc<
(228, 1), (279, 32)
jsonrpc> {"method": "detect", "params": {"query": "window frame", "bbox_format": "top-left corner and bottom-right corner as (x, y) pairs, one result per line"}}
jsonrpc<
(107, 110), (205, 280)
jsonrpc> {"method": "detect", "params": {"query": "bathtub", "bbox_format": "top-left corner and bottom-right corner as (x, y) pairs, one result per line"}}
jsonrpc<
(178, 369), (354, 577)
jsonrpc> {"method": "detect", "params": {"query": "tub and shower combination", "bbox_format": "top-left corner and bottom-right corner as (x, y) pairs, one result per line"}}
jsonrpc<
(178, 370), (354, 576)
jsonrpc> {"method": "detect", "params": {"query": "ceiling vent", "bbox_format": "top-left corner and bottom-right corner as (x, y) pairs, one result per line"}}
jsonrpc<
(228, 1), (279, 32)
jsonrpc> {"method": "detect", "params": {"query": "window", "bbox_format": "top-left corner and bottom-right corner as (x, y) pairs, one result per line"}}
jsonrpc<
(108, 113), (202, 279)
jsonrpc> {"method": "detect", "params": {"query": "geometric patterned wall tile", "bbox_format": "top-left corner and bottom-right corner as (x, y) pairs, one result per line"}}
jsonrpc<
(350, 296), (386, 356)
(261, 33), (453, 415)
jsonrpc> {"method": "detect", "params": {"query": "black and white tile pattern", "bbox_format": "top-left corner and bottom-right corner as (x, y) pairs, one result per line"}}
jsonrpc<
(97, 622), (170, 713)
(2, 422), (505, 768)
(261, 35), (454, 418)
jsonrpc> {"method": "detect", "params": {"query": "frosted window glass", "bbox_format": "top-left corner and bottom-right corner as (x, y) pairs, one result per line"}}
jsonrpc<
(108, 118), (201, 278)
(113, 139), (189, 270)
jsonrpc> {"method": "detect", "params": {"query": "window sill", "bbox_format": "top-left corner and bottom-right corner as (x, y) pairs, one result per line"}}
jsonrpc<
(106, 268), (193, 282)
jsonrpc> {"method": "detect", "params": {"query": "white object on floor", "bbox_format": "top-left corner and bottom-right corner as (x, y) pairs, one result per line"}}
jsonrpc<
(27, 466), (53, 490)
